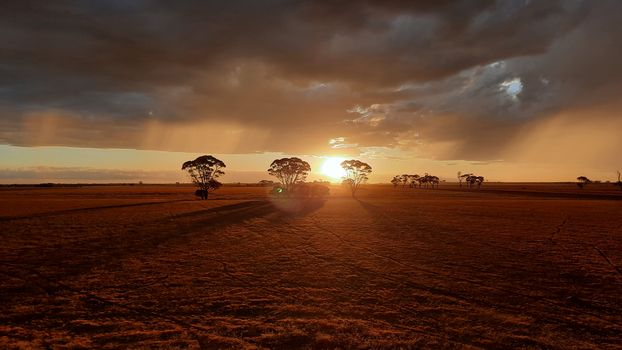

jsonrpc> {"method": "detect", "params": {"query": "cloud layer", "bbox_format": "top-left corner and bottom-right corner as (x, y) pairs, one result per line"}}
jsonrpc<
(1, 0), (621, 168)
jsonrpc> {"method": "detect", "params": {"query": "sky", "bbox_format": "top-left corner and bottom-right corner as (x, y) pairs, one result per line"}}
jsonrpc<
(1, 0), (621, 183)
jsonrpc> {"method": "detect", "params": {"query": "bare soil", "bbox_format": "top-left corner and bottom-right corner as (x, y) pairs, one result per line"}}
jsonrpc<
(1, 184), (621, 349)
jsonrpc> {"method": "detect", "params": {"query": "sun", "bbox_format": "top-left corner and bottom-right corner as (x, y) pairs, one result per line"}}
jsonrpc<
(320, 157), (346, 180)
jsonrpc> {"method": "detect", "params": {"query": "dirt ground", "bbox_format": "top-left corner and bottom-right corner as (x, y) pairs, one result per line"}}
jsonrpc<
(1, 184), (621, 349)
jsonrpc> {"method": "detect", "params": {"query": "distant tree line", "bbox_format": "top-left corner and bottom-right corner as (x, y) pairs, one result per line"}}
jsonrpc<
(390, 174), (441, 189)
(576, 171), (622, 190)
(181, 155), (622, 200)
(458, 172), (485, 189)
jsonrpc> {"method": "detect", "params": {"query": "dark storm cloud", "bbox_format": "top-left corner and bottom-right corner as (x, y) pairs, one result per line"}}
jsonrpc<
(0, 0), (619, 162)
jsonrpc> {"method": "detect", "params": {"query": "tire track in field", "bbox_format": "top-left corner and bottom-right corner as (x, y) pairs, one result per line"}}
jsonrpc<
(165, 205), (468, 347)
(227, 215), (495, 348)
(165, 207), (485, 349)
(396, 207), (620, 312)
(232, 219), (488, 348)
(358, 199), (577, 277)
(359, 200), (621, 310)
(301, 215), (514, 310)
(304, 204), (622, 331)
(0, 260), (248, 348)
(0, 199), (192, 223)
(358, 199), (538, 256)
(5, 201), (275, 284)
(163, 200), (308, 302)
(0, 200), (287, 348)
(285, 219), (567, 349)
(0, 201), (300, 345)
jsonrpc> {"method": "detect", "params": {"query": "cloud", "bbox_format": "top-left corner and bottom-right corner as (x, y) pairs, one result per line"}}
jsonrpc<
(1, 0), (620, 169)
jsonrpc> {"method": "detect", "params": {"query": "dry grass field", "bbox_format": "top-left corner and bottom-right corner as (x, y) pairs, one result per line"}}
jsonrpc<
(1, 184), (621, 349)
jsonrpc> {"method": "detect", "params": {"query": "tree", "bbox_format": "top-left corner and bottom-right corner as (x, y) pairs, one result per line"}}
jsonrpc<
(340, 159), (372, 197)
(428, 175), (440, 189)
(400, 174), (409, 188)
(195, 180), (222, 198)
(181, 155), (226, 199)
(267, 157), (311, 194)
(474, 175), (484, 188)
(342, 178), (354, 187)
(576, 176), (591, 189)
(616, 171), (622, 190)
(460, 173), (473, 188)
(390, 175), (401, 188)
(409, 174), (421, 188)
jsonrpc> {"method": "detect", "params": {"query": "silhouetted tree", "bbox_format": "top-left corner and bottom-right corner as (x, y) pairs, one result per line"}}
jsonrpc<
(458, 171), (463, 187)
(419, 173), (429, 188)
(474, 175), (484, 188)
(460, 173), (473, 188)
(576, 176), (591, 189)
(429, 175), (440, 189)
(340, 160), (372, 197)
(409, 174), (420, 188)
(182, 155), (225, 199)
(267, 157), (311, 194)
(616, 171), (622, 190)
(195, 180), (222, 198)
(417, 173), (439, 189)
(461, 174), (483, 189)
(400, 174), (409, 188)
(390, 176), (401, 188)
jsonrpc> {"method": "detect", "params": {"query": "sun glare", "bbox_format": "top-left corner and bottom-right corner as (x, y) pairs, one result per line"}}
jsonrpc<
(321, 157), (346, 180)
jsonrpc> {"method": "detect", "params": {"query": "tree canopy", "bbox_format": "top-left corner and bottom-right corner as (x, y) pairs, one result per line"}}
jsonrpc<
(340, 159), (372, 197)
(181, 155), (226, 199)
(576, 176), (591, 189)
(267, 157), (311, 193)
